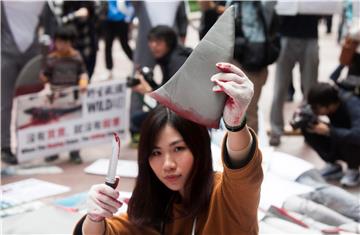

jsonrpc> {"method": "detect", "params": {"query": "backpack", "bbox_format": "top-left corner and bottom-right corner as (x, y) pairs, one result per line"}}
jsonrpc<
(232, 1), (280, 71)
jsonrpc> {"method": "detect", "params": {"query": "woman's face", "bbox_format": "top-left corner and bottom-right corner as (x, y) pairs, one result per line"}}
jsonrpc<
(149, 124), (194, 196)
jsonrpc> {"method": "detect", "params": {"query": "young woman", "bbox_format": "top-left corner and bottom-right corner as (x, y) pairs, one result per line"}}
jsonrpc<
(75, 62), (263, 235)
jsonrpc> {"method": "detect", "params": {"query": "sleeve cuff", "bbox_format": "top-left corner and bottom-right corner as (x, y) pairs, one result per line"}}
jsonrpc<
(226, 134), (253, 162)
(223, 129), (257, 169)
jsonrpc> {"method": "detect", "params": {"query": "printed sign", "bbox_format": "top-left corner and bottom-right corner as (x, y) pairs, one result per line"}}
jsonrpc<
(16, 80), (127, 163)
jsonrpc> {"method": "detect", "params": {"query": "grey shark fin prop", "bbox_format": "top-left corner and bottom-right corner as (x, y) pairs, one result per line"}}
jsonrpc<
(149, 6), (235, 128)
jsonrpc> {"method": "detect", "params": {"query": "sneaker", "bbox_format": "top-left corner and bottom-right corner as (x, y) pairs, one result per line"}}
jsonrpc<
(1, 148), (18, 165)
(269, 133), (281, 146)
(320, 163), (343, 180)
(45, 154), (59, 162)
(340, 169), (360, 187)
(69, 151), (82, 164)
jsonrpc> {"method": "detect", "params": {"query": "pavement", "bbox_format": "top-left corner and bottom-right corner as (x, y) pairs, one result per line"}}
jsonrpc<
(2, 13), (359, 234)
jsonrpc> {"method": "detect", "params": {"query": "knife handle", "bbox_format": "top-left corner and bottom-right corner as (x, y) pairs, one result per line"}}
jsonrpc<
(105, 181), (117, 189)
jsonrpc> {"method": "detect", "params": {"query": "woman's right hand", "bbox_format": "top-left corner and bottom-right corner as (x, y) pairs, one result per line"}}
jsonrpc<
(86, 181), (123, 222)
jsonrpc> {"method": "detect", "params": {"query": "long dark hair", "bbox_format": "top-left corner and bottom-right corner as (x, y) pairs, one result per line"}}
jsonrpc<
(128, 105), (214, 230)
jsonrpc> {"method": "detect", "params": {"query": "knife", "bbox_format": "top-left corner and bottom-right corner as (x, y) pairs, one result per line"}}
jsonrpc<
(105, 132), (120, 189)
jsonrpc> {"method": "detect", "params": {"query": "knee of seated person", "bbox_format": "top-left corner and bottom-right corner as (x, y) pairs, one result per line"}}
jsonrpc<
(301, 128), (320, 144)
(300, 127), (311, 137)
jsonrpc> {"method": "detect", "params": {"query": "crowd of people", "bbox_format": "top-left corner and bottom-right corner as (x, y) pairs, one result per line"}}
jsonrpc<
(1, 1), (360, 234)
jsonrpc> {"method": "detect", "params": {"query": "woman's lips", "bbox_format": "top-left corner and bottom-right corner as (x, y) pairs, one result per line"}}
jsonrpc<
(164, 175), (181, 183)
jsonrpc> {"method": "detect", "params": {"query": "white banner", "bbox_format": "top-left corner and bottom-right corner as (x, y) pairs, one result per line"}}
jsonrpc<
(16, 80), (127, 163)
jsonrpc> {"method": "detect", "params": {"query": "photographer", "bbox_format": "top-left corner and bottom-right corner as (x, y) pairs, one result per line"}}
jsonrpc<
(129, 25), (191, 145)
(301, 82), (360, 187)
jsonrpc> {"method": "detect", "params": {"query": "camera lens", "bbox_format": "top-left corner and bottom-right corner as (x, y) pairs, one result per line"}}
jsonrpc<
(142, 67), (150, 74)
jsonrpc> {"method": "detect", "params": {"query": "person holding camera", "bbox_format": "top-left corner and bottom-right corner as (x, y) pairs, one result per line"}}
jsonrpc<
(129, 25), (192, 146)
(301, 82), (360, 187)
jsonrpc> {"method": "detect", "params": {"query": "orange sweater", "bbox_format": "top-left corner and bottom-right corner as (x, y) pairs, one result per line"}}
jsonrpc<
(101, 136), (263, 235)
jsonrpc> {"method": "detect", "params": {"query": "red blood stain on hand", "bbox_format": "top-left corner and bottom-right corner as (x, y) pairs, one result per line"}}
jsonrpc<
(226, 97), (235, 110)
(216, 63), (231, 73)
(225, 97), (243, 125)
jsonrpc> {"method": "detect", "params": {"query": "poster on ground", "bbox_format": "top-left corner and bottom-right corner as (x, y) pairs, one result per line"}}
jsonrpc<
(0, 178), (70, 210)
(16, 80), (127, 163)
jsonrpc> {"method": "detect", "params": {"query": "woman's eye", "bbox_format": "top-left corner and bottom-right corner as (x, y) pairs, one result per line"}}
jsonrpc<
(151, 150), (161, 156)
(174, 146), (186, 152)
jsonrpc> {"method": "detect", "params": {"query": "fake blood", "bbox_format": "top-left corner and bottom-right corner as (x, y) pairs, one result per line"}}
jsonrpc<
(226, 97), (235, 109)
(216, 63), (232, 73)
(149, 92), (220, 128)
(225, 98), (242, 125)
(18, 117), (59, 130)
(215, 64), (244, 125)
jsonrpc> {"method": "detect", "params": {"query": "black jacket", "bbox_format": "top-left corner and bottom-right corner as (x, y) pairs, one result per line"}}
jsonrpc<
(329, 91), (360, 147)
(280, 15), (320, 39)
(156, 45), (192, 86)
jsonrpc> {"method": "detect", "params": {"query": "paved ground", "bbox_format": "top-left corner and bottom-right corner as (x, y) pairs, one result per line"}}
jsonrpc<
(2, 14), (359, 234)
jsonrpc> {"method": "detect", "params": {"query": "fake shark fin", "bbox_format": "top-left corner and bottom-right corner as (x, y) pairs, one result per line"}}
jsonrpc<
(149, 6), (235, 128)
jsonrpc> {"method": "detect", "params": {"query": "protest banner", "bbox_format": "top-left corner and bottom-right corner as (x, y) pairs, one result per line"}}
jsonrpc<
(16, 80), (127, 163)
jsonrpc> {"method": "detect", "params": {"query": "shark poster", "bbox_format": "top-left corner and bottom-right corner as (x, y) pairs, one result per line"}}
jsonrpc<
(16, 80), (127, 163)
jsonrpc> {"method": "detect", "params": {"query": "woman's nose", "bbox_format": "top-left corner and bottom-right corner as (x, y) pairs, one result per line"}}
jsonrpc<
(163, 154), (176, 171)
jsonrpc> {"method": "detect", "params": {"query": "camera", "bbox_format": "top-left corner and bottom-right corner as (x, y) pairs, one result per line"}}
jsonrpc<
(126, 66), (155, 88)
(290, 104), (318, 130)
(126, 76), (141, 87)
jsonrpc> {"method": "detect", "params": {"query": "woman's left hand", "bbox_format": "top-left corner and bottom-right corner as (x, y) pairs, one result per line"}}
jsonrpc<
(211, 62), (254, 128)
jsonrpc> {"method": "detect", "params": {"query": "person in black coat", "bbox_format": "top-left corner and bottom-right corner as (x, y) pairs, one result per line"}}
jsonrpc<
(301, 82), (360, 187)
(129, 25), (191, 144)
(148, 26), (191, 85)
(62, 1), (98, 79)
(198, 1), (226, 40)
